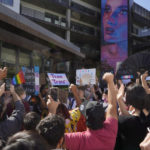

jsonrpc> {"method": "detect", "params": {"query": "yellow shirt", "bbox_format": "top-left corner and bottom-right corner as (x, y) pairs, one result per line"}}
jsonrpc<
(65, 108), (81, 133)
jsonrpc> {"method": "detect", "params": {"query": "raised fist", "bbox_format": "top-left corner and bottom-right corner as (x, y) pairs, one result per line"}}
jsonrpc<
(102, 73), (114, 83)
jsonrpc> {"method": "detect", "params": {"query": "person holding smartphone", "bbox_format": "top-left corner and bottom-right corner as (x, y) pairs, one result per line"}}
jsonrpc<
(0, 84), (25, 141)
(46, 87), (60, 114)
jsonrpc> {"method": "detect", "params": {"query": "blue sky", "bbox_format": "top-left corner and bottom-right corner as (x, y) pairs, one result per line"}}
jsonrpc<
(134, 0), (150, 11)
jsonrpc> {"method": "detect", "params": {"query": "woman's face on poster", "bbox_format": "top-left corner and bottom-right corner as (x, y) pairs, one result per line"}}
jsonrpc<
(103, 0), (128, 43)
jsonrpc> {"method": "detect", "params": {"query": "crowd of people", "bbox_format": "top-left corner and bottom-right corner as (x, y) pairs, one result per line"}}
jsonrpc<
(0, 67), (150, 150)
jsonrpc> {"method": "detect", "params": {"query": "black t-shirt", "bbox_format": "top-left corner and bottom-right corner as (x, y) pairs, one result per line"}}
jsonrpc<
(115, 112), (150, 150)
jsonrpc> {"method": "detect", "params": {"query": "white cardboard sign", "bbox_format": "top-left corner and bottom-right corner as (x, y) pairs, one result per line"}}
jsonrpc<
(76, 68), (96, 85)
(47, 73), (70, 86)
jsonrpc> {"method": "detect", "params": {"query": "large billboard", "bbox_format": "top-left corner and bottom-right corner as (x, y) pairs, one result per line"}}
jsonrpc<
(101, 0), (128, 70)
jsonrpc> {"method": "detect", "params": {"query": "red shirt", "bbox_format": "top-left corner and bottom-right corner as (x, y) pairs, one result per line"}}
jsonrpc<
(77, 114), (86, 132)
(65, 117), (118, 150)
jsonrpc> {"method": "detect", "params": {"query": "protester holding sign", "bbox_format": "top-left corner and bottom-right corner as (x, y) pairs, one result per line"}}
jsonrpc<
(0, 83), (25, 141)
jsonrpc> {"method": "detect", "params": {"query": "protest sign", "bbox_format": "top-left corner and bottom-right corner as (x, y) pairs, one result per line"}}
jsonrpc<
(76, 68), (96, 85)
(47, 73), (70, 86)
(22, 66), (39, 95)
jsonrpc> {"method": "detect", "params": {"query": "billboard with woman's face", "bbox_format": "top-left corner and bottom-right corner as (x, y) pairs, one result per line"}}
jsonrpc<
(101, 0), (128, 70)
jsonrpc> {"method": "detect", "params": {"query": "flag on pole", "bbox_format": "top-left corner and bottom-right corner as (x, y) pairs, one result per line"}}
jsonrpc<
(12, 71), (25, 85)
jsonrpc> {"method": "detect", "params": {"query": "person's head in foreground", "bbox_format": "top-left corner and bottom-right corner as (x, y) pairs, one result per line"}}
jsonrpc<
(36, 114), (65, 149)
(23, 112), (41, 131)
(126, 84), (150, 111)
(79, 100), (105, 130)
(3, 131), (49, 150)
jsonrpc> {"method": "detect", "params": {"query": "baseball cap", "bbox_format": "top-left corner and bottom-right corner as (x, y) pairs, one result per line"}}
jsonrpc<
(79, 100), (104, 118)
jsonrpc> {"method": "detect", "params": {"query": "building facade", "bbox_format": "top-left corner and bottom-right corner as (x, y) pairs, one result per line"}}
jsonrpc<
(20, 0), (101, 75)
(0, 0), (86, 81)
(0, 0), (150, 79)
(131, 2), (150, 55)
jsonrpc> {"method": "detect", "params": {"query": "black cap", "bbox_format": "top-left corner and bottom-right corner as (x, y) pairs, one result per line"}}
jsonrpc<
(79, 101), (101, 117)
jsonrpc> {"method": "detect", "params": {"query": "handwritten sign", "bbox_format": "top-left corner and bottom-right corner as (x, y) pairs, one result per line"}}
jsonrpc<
(47, 73), (70, 86)
(76, 68), (96, 85)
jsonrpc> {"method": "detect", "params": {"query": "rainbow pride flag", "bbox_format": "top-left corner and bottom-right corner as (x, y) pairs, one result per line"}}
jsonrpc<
(12, 71), (25, 85)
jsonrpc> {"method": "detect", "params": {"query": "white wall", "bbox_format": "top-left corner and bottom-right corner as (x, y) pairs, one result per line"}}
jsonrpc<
(1, 0), (20, 13)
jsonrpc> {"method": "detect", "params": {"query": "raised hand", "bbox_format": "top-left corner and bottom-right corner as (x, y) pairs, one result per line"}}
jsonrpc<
(103, 72), (114, 83)
(117, 81), (125, 101)
(10, 84), (15, 94)
(3, 67), (7, 78)
(141, 71), (148, 80)
(0, 67), (7, 80)
(0, 83), (5, 97)
(103, 72), (117, 120)
(140, 132), (150, 150)
(69, 84), (77, 92)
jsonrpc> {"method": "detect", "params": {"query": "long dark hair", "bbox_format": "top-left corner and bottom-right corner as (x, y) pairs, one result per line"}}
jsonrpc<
(56, 103), (70, 119)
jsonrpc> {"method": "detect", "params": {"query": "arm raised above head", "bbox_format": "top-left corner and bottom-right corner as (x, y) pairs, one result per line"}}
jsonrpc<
(117, 80), (130, 116)
(69, 84), (82, 106)
(141, 71), (150, 94)
(103, 73), (118, 120)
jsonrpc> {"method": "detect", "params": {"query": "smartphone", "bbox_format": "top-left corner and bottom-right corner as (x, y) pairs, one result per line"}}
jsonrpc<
(5, 78), (11, 91)
(49, 87), (59, 101)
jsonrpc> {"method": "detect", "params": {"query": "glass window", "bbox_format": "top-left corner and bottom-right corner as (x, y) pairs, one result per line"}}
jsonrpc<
(45, 17), (52, 23)
(57, 62), (66, 72)
(1, 47), (16, 64)
(0, 0), (13, 6)
(61, 22), (66, 27)
(44, 60), (52, 72)
(33, 54), (42, 67)
(54, 20), (59, 25)
(19, 52), (30, 66)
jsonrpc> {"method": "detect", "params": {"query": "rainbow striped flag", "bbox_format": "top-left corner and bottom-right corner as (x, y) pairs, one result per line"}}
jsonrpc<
(12, 71), (25, 85)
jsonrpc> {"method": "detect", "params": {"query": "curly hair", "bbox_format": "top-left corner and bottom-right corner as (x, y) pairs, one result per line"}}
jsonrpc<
(3, 131), (49, 150)
(36, 114), (65, 148)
